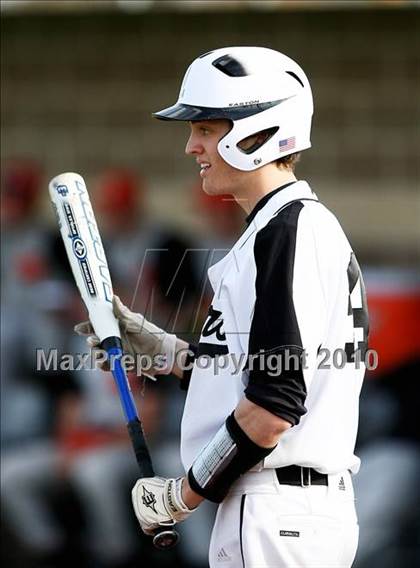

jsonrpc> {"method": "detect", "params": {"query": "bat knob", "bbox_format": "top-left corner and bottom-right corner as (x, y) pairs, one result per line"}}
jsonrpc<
(152, 528), (180, 550)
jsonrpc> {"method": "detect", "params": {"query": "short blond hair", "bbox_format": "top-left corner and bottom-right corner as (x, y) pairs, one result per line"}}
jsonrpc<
(276, 152), (301, 171)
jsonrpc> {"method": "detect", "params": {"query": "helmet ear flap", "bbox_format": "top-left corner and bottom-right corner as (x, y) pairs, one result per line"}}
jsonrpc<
(237, 127), (279, 155)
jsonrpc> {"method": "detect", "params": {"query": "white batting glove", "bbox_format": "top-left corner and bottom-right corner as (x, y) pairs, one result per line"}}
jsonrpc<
(74, 295), (177, 376)
(131, 476), (195, 535)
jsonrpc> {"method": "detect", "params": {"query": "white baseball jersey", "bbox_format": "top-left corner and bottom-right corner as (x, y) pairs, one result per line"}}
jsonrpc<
(180, 180), (368, 475)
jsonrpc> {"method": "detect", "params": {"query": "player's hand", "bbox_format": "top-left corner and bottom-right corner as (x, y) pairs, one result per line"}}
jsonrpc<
(74, 296), (177, 376)
(131, 476), (196, 535)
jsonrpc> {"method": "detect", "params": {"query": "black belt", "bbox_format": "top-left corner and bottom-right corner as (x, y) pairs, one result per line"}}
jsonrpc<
(275, 465), (328, 487)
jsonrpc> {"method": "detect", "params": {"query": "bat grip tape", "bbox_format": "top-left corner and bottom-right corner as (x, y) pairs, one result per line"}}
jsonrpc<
(127, 418), (155, 477)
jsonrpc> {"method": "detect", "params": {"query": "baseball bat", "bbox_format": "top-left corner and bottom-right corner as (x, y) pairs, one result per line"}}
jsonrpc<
(48, 172), (179, 550)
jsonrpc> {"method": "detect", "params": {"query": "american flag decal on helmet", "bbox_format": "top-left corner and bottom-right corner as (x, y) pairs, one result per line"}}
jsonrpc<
(279, 136), (296, 152)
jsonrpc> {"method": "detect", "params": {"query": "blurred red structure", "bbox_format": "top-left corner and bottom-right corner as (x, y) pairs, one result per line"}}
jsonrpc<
(367, 278), (420, 376)
(95, 168), (145, 223)
(1, 158), (42, 222)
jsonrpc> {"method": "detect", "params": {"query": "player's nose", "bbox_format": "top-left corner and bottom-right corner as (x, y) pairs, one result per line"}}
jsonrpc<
(185, 132), (203, 156)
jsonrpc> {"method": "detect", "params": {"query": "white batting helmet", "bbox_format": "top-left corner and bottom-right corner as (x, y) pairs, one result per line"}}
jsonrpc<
(154, 46), (313, 171)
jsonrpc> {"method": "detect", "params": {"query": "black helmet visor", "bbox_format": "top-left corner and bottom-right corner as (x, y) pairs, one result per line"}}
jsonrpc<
(153, 100), (282, 122)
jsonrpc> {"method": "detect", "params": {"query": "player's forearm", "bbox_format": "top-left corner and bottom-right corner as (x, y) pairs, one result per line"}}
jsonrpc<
(181, 399), (291, 509)
(181, 477), (205, 509)
(234, 397), (292, 448)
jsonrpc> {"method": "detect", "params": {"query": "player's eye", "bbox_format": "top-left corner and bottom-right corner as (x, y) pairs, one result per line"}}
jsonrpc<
(199, 126), (210, 135)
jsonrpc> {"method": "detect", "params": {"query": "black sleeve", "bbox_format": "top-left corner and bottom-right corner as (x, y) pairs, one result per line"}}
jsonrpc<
(179, 343), (198, 391)
(244, 201), (307, 426)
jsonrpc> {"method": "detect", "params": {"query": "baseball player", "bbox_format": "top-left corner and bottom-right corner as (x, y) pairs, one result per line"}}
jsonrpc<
(77, 46), (368, 567)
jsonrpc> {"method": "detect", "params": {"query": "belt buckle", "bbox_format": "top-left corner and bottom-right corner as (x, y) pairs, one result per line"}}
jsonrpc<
(300, 467), (311, 488)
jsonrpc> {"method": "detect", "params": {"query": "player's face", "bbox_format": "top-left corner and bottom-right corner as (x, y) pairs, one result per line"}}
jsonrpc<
(185, 120), (244, 196)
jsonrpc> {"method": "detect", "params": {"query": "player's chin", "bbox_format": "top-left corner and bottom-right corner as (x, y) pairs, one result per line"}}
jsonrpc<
(202, 178), (227, 196)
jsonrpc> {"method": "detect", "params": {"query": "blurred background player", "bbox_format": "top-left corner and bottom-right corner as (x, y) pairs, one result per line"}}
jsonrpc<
(0, 161), (194, 568)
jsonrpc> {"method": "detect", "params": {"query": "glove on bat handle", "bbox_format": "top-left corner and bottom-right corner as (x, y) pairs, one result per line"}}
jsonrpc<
(101, 337), (180, 550)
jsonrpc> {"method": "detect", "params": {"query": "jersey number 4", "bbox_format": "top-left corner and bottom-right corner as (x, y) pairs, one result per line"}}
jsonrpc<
(344, 253), (369, 362)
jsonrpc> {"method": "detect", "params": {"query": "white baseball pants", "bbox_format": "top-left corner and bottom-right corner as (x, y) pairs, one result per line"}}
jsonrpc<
(209, 469), (358, 568)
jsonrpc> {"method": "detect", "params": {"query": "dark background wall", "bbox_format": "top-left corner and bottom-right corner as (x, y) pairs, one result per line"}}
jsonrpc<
(2, 7), (419, 263)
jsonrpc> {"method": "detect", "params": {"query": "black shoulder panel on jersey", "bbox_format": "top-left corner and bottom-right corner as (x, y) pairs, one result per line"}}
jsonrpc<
(245, 201), (307, 426)
(249, 200), (304, 351)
